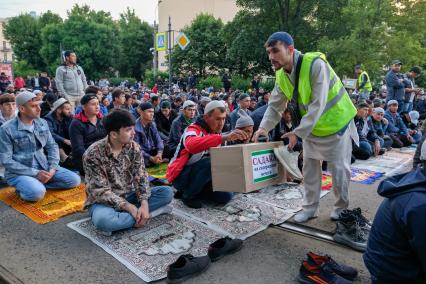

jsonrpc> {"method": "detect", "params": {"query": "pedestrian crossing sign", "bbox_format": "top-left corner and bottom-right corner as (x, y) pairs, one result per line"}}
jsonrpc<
(176, 32), (190, 50)
(156, 32), (167, 51)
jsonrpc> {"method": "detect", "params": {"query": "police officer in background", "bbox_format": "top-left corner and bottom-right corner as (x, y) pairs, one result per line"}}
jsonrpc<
(355, 64), (372, 101)
(55, 50), (88, 110)
(253, 32), (359, 223)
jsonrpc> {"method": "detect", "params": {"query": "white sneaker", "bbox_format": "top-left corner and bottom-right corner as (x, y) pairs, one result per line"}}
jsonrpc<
(274, 146), (303, 180)
(151, 205), (173, 218)
(330, 208), (344, 221)
(293, 209), (317, 223)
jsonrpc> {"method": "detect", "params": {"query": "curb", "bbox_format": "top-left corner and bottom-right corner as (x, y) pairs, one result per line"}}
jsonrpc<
(0, 264), (25, 284)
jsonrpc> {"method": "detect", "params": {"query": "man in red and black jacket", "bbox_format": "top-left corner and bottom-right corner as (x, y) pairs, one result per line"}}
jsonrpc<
(69, 94), (107, 174)
(167, 100), (249, 208)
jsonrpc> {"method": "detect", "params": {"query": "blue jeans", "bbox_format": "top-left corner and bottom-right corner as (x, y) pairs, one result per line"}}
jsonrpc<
(7, 166), (81, 202)
(403, 101), (413, 112)
(172, 157), (234, 203)
(89, 186), (173, 233)
(397, 100), (405, 113)
(359, 140), (373, 156)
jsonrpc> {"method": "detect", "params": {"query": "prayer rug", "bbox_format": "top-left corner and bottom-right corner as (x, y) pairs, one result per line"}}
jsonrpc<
(0, 184), (86, 224)
(351, 149), (414, 177)
(146, 163), (168, 179)
(350, 168), (384, 184)
(172, 194), (294, 240)
(243, 182), (331, 213)
(321, 175), (333, 190)
(67, 211), (224, 282)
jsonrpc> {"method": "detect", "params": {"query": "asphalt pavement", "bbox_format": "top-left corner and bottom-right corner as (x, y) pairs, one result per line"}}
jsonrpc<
(0, 179), (382, 284)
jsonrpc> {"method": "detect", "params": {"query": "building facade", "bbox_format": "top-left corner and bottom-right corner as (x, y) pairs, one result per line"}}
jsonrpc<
(0, 18), (14, 63)
(157, 0), (239, 71)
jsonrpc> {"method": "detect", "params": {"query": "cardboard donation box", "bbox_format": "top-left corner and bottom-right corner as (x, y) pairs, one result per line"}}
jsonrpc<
(210, 142), (286, 193)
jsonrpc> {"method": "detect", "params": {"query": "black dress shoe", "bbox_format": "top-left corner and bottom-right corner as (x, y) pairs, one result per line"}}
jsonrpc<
(166, 254), (211, 284)
(174, 190), (183, 199)
(182, 198), (202, 209)
(208, 236), (243, 262)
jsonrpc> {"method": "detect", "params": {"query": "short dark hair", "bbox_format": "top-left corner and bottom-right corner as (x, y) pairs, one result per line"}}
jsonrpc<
(410, 66), (422, 74)
(64, 50), (74, 58)
(125, 94), (132, 101)
(357, 102), (370, 109)
(112, 88), (124, 101)
(103, 109), (135, 135)
(0, 94), (15, 105)
(101, 96), (109, 103)
(85, 85), (100, 95)
(151, 95), (159, 102)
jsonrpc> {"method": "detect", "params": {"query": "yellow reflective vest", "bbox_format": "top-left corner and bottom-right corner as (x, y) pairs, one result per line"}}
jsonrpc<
(275, 52), (356, 137)
(358, 71), (373, 92)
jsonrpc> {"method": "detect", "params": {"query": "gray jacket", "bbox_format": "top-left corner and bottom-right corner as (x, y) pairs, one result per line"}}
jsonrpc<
(55, 64), (88, 97)
(0, 116), (59, 179)
(385, 70), (405, 101)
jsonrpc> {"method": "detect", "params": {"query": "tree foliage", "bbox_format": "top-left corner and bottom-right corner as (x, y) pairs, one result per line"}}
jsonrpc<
(3, 11), (62, 70)
(117, 8), (154, 80)
(3, 1), (425, 85)
(171, 14), (226, 76)
(4, 5), (154, 80)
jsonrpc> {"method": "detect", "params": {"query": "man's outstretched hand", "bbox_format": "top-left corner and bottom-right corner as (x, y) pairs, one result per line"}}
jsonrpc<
(281, 132), (298, 151)
(252, 128), (269, 142)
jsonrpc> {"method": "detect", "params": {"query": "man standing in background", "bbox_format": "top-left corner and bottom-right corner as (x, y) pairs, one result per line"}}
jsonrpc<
(355, 64), (372, 101)
(55, 50), (88, 110)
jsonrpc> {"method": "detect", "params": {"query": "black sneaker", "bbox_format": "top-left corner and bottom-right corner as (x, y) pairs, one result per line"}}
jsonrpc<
(298, 260), (352, 284)
(351, 208), (372, 230)
(166, 254), (211, 284)
(333, 215), (368, 252)
(306, 252), (358, 281)
(182, 198), (202, 209)
(174, 190), (183, 199)
(208, 236), (243, 262)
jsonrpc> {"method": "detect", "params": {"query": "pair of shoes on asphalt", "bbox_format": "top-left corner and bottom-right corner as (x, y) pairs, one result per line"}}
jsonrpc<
(333, 208), (371, 252)
(166, 237), (243, 283)
(298, 252), (358, 283)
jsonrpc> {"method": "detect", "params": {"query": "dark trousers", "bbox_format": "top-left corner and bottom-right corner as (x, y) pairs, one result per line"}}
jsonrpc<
(172, 157), (234, 204)
(389, 133), (412, 148)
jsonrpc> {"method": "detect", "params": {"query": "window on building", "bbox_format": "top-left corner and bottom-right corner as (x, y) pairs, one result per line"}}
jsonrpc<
(2, 41), (6, 50)
(4, 53), (7, 62)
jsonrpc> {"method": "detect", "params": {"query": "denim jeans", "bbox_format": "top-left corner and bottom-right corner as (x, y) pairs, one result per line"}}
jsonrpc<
(403, 101), (413, 113)
(88, 186), (173, 233)
(7, 166), (81, 202)
(172, 157), (234, 203)
(360, 141), (373, 155)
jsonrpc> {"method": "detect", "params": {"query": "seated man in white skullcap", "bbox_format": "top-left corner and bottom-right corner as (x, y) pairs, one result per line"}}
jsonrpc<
(166, 101), (249, 208)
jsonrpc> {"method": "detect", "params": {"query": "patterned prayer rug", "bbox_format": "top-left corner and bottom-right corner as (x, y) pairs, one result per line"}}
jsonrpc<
(67, 211), (223, 282)
(351, 148), (414, 177)
(350, 168), (384, 184)
(0, 184), (86, 224)
(146, 163), (168, 179)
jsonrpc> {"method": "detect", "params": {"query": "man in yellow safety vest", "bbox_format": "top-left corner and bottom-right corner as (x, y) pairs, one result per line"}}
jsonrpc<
(253, 32), (359, 223)
(355, 64), (372, 101)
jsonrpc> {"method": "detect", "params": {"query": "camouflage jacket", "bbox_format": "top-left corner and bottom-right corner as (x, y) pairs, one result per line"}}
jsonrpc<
(83, 137), (151, 209)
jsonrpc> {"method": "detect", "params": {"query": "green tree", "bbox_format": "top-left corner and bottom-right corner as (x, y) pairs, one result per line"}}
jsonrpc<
(171, 14), (226, 76)
(117, 8), (154, 80)
(3, 11), (62, 71)
(40, 5), (120, 79)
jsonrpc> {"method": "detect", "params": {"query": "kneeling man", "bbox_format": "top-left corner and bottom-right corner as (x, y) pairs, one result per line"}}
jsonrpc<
(167, 101), (249, 208)
(84, 109), (173, 234)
